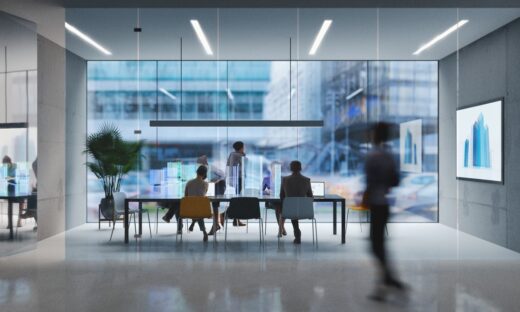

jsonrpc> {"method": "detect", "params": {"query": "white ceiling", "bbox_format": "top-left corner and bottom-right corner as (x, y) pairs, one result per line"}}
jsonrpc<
(65, 8), (520, 61)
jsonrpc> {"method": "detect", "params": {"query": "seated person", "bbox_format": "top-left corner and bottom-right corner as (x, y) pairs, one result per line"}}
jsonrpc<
(164, 165), (209, 242)
(280, 160), (313, 244)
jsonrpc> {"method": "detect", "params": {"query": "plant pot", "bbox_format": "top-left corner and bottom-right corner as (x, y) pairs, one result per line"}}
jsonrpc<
(99, 197), (115, 220)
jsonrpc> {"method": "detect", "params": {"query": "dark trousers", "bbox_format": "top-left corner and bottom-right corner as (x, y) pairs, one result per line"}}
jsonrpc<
(291, 220), (301, 238)
(369, 204), (397, 284)
(163, 203), (206, 232)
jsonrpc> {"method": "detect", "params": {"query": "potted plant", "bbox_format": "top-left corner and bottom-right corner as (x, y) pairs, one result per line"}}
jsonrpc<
(84, 123), (143, 221)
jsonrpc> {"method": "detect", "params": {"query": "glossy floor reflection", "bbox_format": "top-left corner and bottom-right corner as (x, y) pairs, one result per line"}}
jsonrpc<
(1, 223), (519, 311)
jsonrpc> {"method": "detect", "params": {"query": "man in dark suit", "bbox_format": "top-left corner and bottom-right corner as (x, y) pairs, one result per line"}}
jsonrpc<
(280, 160), (313, 244)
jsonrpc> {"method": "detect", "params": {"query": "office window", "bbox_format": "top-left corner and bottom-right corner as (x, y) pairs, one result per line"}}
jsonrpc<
(87, 60), (438, 223)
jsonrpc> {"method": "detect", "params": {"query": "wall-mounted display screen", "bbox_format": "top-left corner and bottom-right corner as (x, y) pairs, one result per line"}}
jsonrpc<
(456, 99), (503, 183)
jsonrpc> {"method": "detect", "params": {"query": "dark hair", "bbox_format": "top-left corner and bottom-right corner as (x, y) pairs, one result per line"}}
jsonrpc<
(196, 165), (208, 179)
(373, 122), (391, 145)
(2, 156), (11, 164)
(290, 160), (302, 173)
(232, 141), (244, 152)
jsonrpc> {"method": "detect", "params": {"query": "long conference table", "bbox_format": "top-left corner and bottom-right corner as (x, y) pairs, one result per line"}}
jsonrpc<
(124, 194), (347, 244)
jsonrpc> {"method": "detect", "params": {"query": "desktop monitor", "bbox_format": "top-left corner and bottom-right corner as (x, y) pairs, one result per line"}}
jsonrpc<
(311, 182), (325, 197)
(206, 182), (216, 197)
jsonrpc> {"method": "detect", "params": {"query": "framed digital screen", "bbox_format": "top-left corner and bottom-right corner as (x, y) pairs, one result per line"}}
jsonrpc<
(456, 99), (503, 183)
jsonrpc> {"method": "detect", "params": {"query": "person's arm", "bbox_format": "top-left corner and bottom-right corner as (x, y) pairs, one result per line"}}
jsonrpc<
(279, 178), (286, 201)
(204, 182), (208, 195)
(306, 179), (313, 197)
(184, 182), (189, 197)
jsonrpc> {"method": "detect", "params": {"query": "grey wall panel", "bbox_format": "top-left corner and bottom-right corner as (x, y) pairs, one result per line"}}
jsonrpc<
(439, 18), (520, 252)
(65, 50), (86, 230)
(37, 35), (66, 240)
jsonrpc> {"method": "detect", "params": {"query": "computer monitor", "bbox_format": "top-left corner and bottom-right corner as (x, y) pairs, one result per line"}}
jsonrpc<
(311, 182), (325, 197)
(206, 182), (216, 197)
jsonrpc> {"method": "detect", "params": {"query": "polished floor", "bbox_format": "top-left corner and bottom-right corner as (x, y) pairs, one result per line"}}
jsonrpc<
(1, 221), (519, 312)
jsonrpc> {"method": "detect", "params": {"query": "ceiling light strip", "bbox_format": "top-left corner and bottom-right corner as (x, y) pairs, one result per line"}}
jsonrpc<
(309, 20), (332, 55)
(65, 22), (112, 55)
(190, 20), (213, 55)
(413, 20), (468, 55)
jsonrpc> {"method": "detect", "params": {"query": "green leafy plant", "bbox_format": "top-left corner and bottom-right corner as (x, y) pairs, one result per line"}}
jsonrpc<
(84, 123), (144, 200)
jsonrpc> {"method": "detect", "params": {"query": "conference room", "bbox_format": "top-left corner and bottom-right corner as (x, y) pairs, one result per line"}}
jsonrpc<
(1, 2), (520, 311)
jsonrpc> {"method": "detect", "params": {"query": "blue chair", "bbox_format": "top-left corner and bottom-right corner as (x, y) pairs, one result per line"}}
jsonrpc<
(281, 197), (317, 246)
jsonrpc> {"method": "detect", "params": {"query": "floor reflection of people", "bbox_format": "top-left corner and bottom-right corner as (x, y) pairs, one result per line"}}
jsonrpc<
(364, 122), (408, 301)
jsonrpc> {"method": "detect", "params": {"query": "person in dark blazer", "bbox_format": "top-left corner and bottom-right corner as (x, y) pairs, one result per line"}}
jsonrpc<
(280, 160), (313, 244)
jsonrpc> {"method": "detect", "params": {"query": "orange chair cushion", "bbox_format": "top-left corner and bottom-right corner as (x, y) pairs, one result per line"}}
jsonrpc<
(349, 205), (369, 212)
(179, 196), (212, 219)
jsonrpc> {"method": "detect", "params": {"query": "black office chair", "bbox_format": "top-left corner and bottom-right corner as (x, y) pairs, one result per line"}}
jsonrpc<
(224, 197), (264, 246)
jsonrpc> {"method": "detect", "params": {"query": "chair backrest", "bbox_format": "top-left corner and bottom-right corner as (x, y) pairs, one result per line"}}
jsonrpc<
(179, 196), (212, 219)
(226, 197), (261, 220)
(113, 192), (126, 213)
(282, 197), (314, 220)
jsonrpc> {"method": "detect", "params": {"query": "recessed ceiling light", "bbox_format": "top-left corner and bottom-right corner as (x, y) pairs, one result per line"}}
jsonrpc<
(309, 20), (333, 55)
(65, 22), (112, 55)
(190, 20), (213, 55)
(413, 20), (469, 55)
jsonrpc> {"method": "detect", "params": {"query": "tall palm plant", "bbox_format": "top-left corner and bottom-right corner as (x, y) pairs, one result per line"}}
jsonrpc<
(84, 123), (143, 219)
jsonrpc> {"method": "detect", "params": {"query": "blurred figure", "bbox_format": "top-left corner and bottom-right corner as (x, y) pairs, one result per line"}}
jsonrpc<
(280, 160), (313, 244)
(2, 155), (24, 228)
(364, 122), (407, 301)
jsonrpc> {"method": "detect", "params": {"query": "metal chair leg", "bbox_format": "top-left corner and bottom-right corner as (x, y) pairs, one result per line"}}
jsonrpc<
(314, 218), (318, 248)
(359, 210), (363, 232)
(224, 215), (228, 248)
(385, 225), (389, 236)
(147, 211), (152, 238)
(246, 219), (249, 234)
(109, 217), (116, 241)
(346, 209), (350, 237)
(259, 219), (262, 246)
(133, 212), (137, 236)
(312, 219), (315, 245)
(155, 206), (159, 235)
(264, 207), (268, 235)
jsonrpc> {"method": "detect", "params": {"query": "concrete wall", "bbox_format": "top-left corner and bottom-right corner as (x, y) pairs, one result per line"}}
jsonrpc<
(65, 51), (86, 230)
(439, 18), (520, 252)
(37, 35), (66, 240)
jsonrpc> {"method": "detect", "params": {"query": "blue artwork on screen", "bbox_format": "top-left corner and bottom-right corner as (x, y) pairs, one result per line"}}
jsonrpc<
(456, 100), (502, 182)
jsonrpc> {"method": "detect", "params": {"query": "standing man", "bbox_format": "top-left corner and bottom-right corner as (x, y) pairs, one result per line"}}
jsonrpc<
(224, 141), (246, 227)
(280, 160), (313, 244)
(364, 122), (407, 301)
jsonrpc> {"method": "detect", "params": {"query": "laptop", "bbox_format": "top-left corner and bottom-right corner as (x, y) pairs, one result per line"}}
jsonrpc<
(311, 182), (325, 197)
(206, 182), (216, 197)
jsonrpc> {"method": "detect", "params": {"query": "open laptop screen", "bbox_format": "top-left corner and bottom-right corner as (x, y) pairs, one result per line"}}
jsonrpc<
(311, 182), (325, 197)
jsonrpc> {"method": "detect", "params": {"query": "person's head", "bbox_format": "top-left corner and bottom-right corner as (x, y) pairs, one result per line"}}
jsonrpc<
(372, 122), (391, 146)
(196, 165), (208, 180)
(232, 141), (245, 153)
(2, 156), (12, 165)
(289, 160), (302, 174)
(197, 155), (209, 166)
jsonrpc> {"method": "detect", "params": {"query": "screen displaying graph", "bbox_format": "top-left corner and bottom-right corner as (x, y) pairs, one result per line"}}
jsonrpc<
(400, 119), (422, 173)
(457, 100), (502, 182)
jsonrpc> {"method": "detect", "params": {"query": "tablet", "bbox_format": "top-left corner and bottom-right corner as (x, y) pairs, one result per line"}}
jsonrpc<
(311, 182), (325, 197)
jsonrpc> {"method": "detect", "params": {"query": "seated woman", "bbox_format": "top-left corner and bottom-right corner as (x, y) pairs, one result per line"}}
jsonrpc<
(180, 165), (210, 242)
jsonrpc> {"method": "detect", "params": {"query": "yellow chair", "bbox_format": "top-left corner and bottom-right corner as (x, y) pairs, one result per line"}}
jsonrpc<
(346, 205), (388, 239)
(178, 196), (213, 242)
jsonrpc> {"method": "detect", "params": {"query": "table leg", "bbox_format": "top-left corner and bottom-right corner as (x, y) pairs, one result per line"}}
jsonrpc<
(8, 200), (13, 240)
(124, 200), (129, 244)
(332, 201), (337, 235)
(341, 200), (346, 244)
(138, 202), (143, 236)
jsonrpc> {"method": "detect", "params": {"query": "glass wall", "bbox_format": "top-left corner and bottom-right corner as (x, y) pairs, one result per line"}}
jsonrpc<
(87, 60), (438, 222)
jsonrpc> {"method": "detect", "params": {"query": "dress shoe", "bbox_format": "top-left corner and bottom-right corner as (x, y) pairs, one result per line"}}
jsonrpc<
(293, 237), (301, 244)
(203, 231), (209, 242)
(189, 221), (196, 232)
(208, 225), (221, 235)
(282, 229), (287, 236)
(162, 215), (170, 223)
(233, 219), (246, 227)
